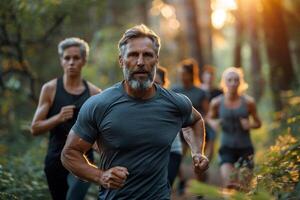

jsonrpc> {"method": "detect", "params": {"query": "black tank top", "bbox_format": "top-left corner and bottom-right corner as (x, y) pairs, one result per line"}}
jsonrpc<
(46, 77), (92, 163)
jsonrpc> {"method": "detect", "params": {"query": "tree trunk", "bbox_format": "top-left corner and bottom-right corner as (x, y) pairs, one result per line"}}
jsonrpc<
(205, 0), (213, 64)
(246, 1), (264, 102)
(183, 0), (204, 74)
(261, 0), (296, 111)
(138, 0), (149, 25)
(233, 0), (243, 68)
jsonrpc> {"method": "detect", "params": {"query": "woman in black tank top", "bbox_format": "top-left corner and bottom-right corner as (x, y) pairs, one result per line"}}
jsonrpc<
(207, 67), (262, 190)
(31, 38), (101, 200)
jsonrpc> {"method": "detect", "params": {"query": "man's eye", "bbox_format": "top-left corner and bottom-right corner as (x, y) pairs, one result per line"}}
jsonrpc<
(64, 57), (70, 60)
(144, 53), (154, 58)
(128, 52), (138, 57)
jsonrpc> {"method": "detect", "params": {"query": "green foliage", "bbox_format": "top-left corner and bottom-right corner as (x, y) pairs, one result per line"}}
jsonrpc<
(189, 179), (273, 200)
(270, 90), (300, 140)
(189, 134), (299, 199)
(0, 137), (50, 200)
(253, 134), (300, 200)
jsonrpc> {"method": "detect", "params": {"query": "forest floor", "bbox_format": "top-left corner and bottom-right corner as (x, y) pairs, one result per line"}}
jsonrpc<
(171, 159), (223, 200)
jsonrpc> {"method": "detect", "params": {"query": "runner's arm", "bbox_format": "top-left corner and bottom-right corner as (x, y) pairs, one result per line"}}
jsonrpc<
(182, 107), (209, 173)
(247, 96), (262, 129)
(31, 83), (64, 136)
(182, 107), (206, 156)
(61, 131), (129, 189)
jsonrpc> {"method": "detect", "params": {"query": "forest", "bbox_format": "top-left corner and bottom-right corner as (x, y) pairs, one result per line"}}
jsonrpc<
(0, 0), (299, 199)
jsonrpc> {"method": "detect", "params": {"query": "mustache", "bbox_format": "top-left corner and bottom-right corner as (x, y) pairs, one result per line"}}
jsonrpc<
(130, 69), (149, 75)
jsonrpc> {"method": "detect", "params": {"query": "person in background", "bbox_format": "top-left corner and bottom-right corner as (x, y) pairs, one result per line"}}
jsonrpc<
(31, 38), (101, 200)
(207, 67), (261, 189)
(200, 65), (223, 161)
(172, 58), (209, 194)
(155, 66), (182, 187)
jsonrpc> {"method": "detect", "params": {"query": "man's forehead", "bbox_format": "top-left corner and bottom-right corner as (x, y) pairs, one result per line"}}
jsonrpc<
(125, 37), (155, 51)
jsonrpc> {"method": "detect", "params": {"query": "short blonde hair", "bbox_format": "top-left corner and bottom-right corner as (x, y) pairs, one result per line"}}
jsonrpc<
(220, 67), (248, 94)
(58, 37), (89, 58)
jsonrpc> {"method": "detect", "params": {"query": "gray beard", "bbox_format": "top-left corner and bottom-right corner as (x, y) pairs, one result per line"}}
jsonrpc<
(123, 66), (156, 91)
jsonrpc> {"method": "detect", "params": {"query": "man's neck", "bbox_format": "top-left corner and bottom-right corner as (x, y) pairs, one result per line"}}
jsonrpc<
(123, 81), (156, 100)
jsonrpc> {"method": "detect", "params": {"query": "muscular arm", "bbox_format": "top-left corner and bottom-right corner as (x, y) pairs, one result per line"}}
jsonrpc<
(182, 107), (206, 156)
(61, 131), (128, 188)
(182, 107), (209, 174)
(61, 131), (101, 183)
(31, 82), (61, 136)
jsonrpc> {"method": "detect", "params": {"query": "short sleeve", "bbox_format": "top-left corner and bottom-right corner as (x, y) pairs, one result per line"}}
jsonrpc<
(72, 97), (99, 144)
(177, 94), (193, 127)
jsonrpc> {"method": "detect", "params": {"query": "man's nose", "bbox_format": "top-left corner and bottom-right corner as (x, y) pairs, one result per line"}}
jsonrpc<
(137, 54), (144, 67)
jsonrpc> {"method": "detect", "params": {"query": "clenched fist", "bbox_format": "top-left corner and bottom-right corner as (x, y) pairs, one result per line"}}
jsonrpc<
(99, 166), (129, 189)
(58, 105), (76, 123)
(192, 153), (209, 176)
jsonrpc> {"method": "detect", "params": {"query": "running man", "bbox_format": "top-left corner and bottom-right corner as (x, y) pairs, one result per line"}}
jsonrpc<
(61, 24), (209, 200)
(31, 38), (100, 200)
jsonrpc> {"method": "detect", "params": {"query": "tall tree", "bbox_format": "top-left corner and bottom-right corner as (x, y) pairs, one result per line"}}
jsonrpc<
(233, 0), (243, 68)
(245, 0), (264, 101)
(204, 0), (213, 65)
(261, 0), (296, 111)
(183, 0), (204, 73)
(138, 0), (149, 25)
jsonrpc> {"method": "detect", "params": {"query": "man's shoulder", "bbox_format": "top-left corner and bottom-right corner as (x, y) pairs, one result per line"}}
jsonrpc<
(159, 86), (192, 118)
(170, 84), (182, 92)
(159, 86), (191, 106)
(86, 82), (123, 106)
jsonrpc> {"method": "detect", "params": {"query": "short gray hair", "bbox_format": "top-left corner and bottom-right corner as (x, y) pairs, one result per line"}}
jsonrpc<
(118, 24), (161, 57)
(58, 37), (89, 59)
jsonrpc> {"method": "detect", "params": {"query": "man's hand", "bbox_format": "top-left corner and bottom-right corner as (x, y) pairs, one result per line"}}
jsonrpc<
(58, 105), (76, 122)
(192, 153), (209, 176)
(99, 166), (129, 189)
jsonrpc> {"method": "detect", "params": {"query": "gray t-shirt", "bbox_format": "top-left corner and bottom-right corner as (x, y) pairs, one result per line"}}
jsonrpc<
(170, 133), (182, 154)
(72, 82), (193, 200)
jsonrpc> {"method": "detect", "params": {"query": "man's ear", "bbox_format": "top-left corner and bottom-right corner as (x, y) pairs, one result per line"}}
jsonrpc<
(119, 55), (123, 68)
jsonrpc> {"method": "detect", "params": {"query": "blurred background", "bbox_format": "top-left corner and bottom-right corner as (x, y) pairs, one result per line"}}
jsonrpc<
(0, 0), (299, 199)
